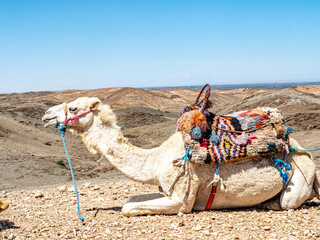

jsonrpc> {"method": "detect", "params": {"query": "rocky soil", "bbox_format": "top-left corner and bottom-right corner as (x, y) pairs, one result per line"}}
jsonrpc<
(1, 177), (319, 239)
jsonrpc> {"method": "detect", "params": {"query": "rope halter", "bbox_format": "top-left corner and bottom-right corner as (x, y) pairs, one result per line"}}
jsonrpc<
(62, 102), (93, 127)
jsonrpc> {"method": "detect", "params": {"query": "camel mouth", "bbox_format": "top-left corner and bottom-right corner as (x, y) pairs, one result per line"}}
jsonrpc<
(42, 117), (58, 128)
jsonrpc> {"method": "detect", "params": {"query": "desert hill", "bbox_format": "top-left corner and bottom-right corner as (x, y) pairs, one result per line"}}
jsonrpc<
(35, 87), (268, 111)
(0, 85), (320, 190)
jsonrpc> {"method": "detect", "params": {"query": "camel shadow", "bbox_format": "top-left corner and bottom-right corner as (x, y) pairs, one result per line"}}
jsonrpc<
(208, 200), (320, 213)
(86, 206), (122, 218)
(0, 220), (19, 232)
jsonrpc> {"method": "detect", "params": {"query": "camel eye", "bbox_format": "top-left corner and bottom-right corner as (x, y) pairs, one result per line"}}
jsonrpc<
(69, 107), (77, 112)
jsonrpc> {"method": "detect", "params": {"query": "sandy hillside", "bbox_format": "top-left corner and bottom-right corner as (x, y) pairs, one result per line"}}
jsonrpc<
(1, 86), (320, 189)
(1, 85), (320, 239)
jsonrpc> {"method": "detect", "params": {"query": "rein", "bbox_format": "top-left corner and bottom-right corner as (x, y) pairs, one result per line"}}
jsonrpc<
(56, 124), (85, 223)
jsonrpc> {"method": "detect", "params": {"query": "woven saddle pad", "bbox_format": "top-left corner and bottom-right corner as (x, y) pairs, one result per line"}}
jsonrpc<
(177, 106), (293, 164)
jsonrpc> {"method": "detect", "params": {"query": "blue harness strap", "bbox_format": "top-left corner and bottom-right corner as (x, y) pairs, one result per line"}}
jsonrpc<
(56, 125), (85, 223)
(270, 152), (291, 183)
(181, 147), (190, 163)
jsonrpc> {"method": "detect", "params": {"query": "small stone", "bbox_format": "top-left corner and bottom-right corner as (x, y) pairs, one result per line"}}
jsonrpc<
(8, 233), (15, 240)
(57, 186), (67, 193)
(73, 228), (77, 237)
(303, 229), (310, 236)
(194, 225), (202, 231)
(263, 225), (271, 231)
(177, 212), (184, 217)
(34, 191), (43, 198)
(84, 183), (93, 188)
(212, 232), (219, 238)
(92, 185), (100, 190)
(177, 221), (184, 227)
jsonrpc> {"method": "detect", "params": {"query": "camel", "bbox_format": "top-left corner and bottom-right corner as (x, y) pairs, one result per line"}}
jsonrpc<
(42, 97), (320, 216)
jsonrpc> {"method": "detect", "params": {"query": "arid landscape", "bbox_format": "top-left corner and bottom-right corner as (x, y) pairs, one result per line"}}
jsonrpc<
(1, 85), (320, 239)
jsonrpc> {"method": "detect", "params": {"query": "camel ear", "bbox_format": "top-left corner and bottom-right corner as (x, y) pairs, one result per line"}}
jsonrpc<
(89, 98), (102, 111)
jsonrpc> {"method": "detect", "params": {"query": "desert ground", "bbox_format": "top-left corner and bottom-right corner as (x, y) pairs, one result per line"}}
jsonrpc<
(0, 85), (320, 239)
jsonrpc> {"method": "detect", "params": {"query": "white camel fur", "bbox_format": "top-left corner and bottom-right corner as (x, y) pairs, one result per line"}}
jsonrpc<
(42, 97), (320, 216)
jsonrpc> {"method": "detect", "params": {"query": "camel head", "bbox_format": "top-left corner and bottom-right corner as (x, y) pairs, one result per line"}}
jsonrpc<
(42, 97), (117, 131)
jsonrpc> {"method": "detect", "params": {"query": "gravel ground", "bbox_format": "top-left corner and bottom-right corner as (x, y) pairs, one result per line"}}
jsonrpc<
(1, 178), (319, 239)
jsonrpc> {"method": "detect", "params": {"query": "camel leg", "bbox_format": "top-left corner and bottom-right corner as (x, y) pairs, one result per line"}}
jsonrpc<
(122, 179), (200, 216)
(122, 196), (183, 216)
(280, 147), (316, 210)
(123, 165), (201, 216)
(128, 193), (165, 203)
(314, 171), (320, 199)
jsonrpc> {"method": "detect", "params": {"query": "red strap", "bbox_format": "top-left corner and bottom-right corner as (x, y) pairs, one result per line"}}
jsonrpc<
(205, 185), (217, 210)
(63, 110), (93, 126)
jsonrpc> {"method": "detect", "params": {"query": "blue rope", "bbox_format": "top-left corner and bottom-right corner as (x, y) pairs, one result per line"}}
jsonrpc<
(56, 125), (85, 223)
(289, 146), (320, 152)
(270, 152), (291, 183)
(215, 162), (219, 175)
(181, 147), (190, 163)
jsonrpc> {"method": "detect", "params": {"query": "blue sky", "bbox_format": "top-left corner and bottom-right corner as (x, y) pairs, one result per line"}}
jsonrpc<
(0, 0), (319, 93)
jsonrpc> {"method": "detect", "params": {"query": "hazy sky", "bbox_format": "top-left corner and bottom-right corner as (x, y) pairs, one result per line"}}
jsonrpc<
(1, 0), (319, 93)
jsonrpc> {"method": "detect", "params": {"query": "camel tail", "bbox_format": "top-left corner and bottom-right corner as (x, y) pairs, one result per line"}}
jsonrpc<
(314, 171), (320, 200)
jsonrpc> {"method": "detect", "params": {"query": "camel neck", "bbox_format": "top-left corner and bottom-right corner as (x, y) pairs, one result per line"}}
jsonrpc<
(80, 118), (160, 185)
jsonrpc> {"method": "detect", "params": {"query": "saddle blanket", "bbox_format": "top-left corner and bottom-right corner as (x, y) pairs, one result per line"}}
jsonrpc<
(177, 106), (293, 164)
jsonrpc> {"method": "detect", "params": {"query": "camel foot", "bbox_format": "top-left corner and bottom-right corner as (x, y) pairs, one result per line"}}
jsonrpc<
(122, 196), (183, 216)
(0, 200), (9, 213)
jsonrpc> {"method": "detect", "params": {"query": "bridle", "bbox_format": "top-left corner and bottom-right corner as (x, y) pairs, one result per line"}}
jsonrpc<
(62, 102), (93, 126)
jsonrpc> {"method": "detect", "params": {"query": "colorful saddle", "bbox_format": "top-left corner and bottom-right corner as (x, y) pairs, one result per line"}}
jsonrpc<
(177, 84), (293, 164)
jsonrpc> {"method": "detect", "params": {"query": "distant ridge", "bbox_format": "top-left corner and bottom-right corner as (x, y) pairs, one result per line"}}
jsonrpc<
(146, 80), (320, 91)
